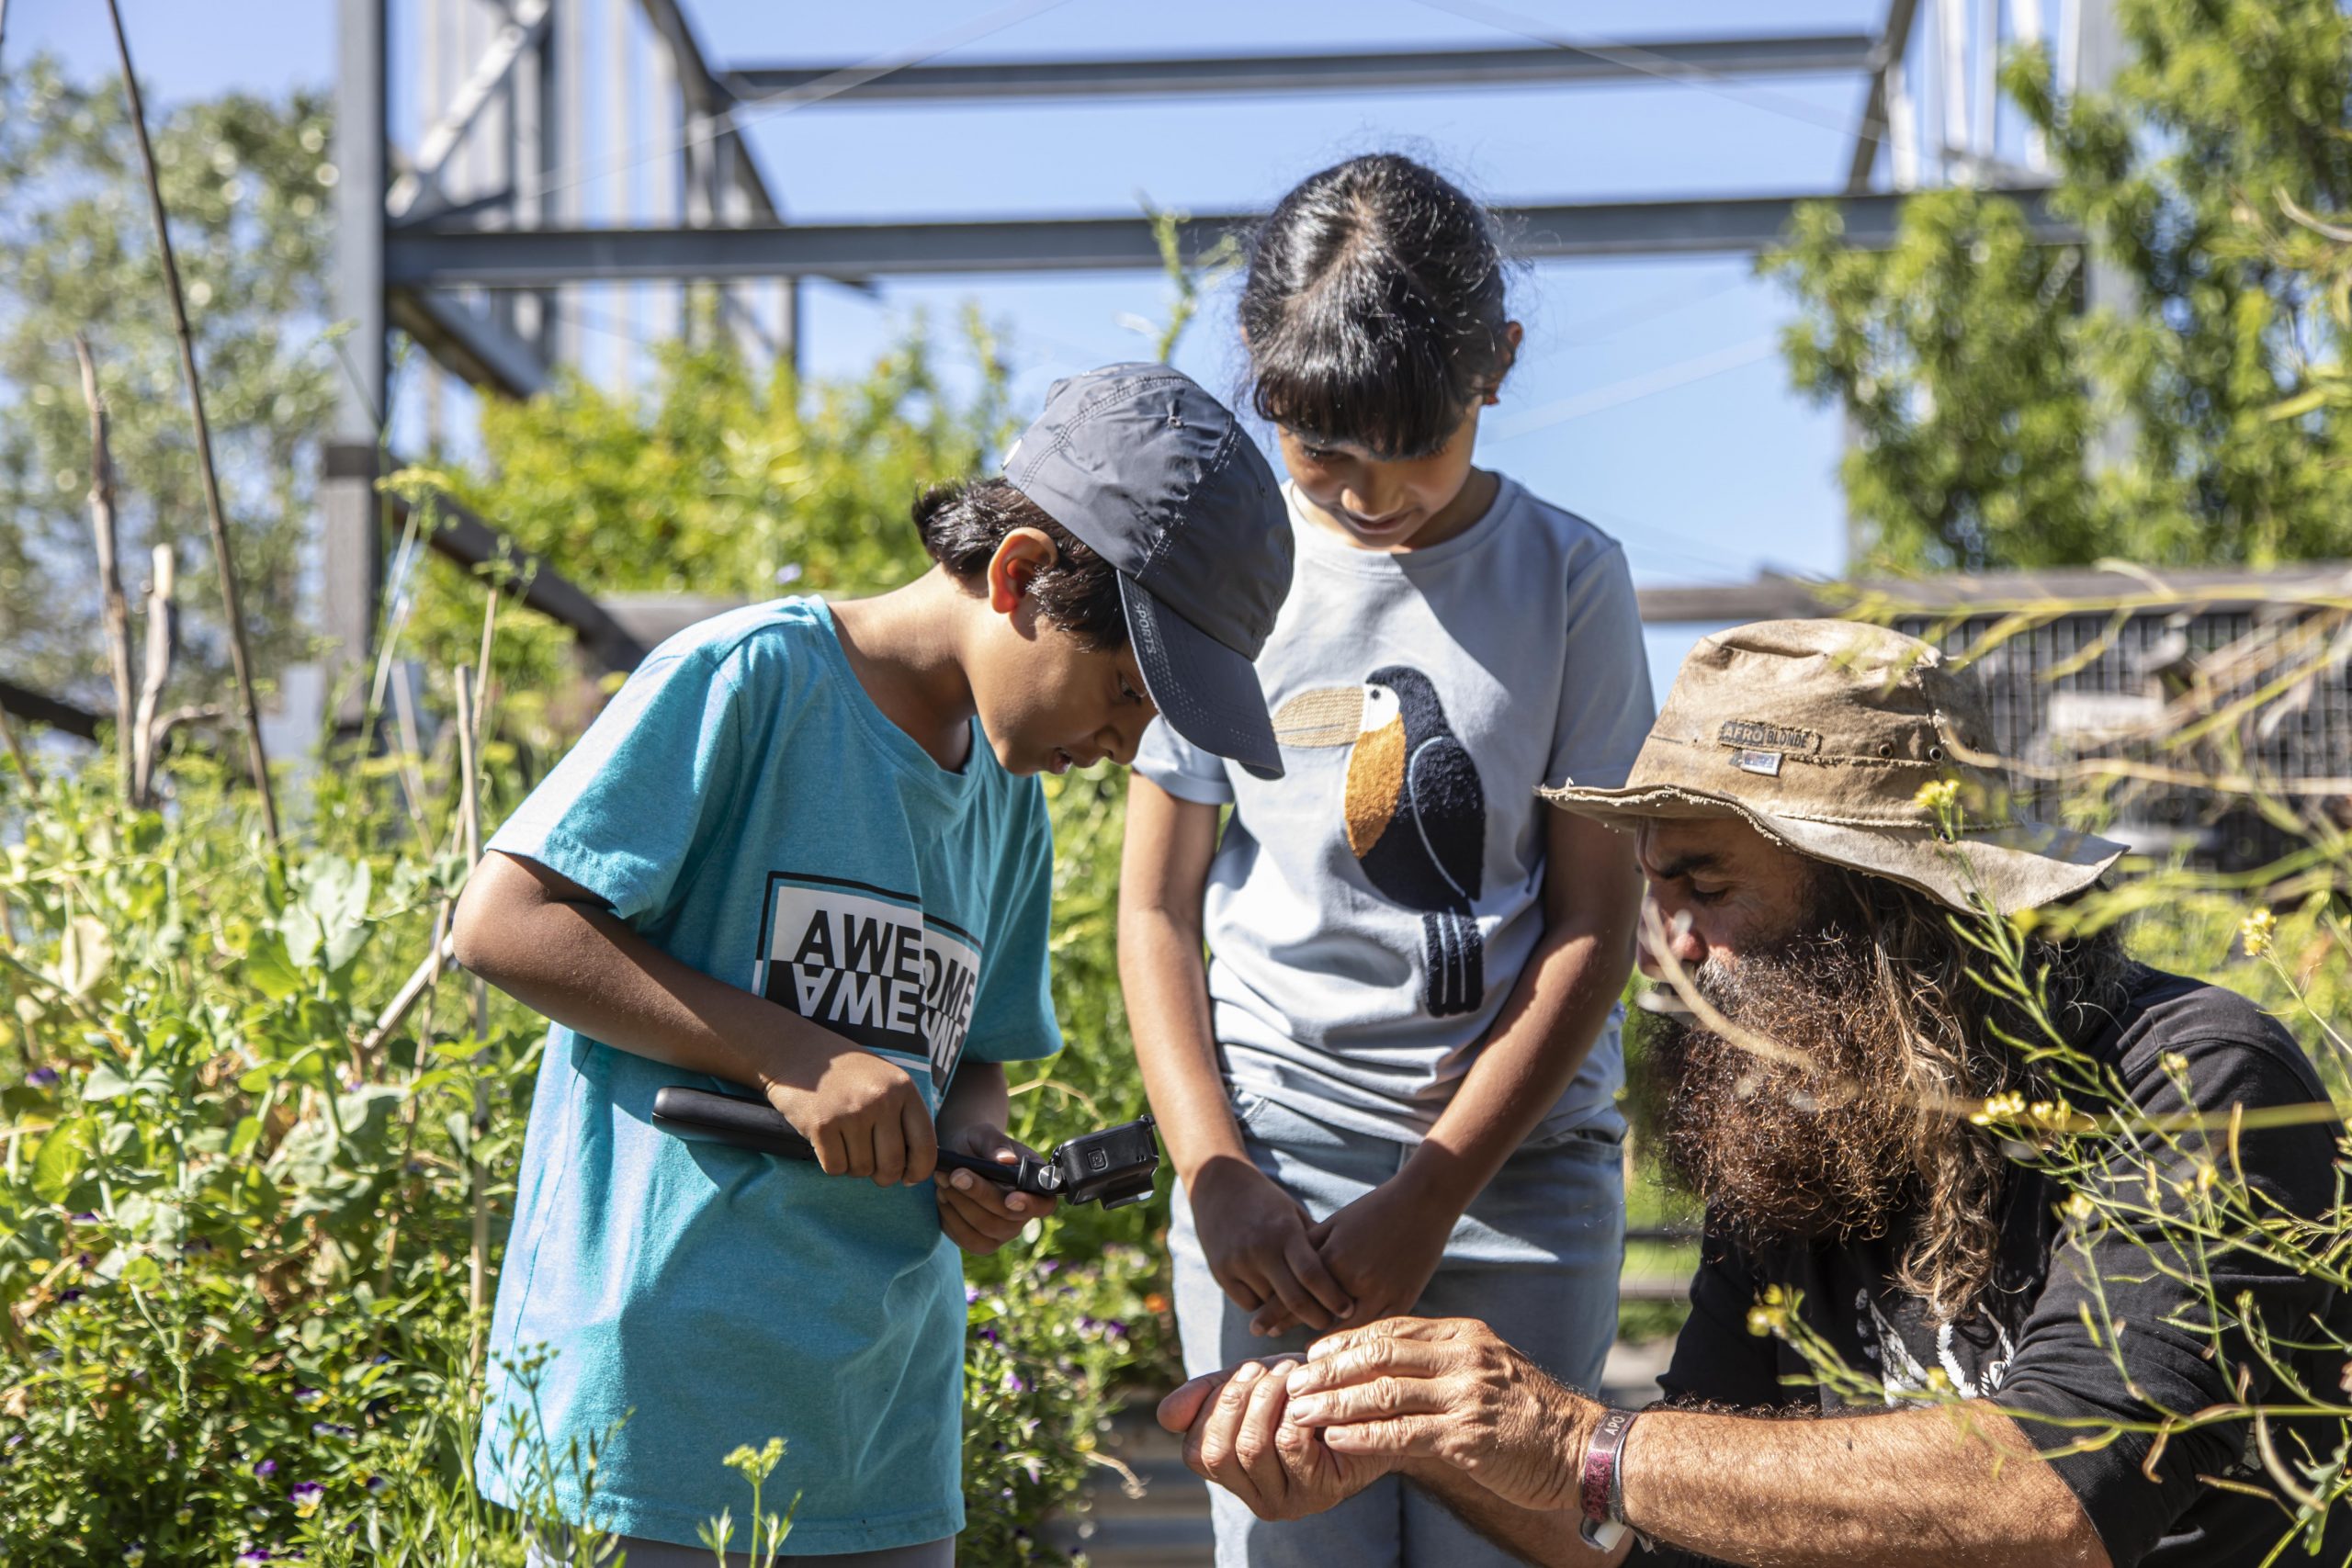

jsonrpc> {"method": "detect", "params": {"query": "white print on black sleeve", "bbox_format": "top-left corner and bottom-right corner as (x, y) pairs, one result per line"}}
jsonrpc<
(752, 872), (982, 1094)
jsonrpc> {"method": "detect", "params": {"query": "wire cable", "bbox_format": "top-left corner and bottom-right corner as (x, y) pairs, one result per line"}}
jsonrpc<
(526, 0), (1080, 209)
(1407, 0), (1895, 154)
(1486, 333), (1781, 444)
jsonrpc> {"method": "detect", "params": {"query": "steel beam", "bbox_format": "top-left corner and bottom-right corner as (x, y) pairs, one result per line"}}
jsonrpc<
(387, 188), (2067, 286)
(388, 0), (551, 219)
(394, 481), (650, 672)
(390, 287), (550, 399)
(1846, 0), (1923, 193)
(0, 679), (101, 741)
(1637, 561), (2352, 624)
(723, 34), (1877, 104)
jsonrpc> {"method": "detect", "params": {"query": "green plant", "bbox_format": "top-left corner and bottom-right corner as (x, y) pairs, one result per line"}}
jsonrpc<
(1766, 0), (2352, 571)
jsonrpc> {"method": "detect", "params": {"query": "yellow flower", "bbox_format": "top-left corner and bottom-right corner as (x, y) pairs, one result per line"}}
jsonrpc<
(2240, 908), (2278, 960)
(1913, 778), (1961, 813)
(2064, 1192), (2096, 1224)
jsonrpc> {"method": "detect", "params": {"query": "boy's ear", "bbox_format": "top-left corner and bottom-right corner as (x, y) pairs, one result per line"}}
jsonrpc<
(986, 527), (1061, 615)
(1272, 686), (1364, 749)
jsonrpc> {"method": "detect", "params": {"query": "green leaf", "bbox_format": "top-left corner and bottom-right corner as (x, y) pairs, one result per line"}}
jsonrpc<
(79, 1064), (131, 1102)
(243, 928), (306, 1001)
(30, 1116), (96, 1205)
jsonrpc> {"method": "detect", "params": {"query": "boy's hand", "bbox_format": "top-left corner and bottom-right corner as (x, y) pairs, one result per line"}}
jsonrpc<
(936, 1122), (1057, 1255)
(1187, 1158), (1355, 1337)
(1255, 1179), (1454, 1337)
(763, 1048), (938, 1188)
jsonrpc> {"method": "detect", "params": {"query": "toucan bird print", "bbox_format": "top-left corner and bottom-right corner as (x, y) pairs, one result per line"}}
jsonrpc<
(1273, 665), (1488, 1016)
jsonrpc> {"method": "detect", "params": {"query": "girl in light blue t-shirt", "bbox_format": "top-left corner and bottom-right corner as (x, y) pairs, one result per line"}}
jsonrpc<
(1124, 154), (1656, 1568)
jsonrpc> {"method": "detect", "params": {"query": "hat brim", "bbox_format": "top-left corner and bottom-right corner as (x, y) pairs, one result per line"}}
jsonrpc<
(1540, 780), (2124, 918)
(1121, 573), (1283, 780)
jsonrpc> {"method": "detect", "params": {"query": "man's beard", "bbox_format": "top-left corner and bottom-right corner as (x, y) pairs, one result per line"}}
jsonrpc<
(1633, 935), (1961, 1249)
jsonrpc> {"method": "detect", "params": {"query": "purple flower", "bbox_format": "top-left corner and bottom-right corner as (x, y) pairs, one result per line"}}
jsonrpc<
(68, 1214), (96, 1225)
(290, 1481), (324, 1518)
(311, 1421), (355, 1438)
(235, 1553), (271, 1565)
(293, 1388), (322, 1407)
(363, 1474), (387, 1495)
(964, 1283), (981, 1304)
(253, 1459), (277, 1479)
(370, 1353), (390, 1366)
(25, 1068), (56, 1089)
(999, 1371), (1026, 1395)
(1037, 1260), (1059, 1277)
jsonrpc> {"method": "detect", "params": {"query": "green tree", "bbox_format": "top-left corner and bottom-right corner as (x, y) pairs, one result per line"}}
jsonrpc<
(0, 56), (336, 700)
(1767, 0), (2352, 571)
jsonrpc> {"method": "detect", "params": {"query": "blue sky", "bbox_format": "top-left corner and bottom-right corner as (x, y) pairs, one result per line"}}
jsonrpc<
(11, 0), (1889, 687)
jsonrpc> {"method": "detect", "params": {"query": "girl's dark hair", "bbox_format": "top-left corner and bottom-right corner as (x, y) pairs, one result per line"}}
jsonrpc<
(1239, 153), (1513, 460)
(913, 478), (1125, 649)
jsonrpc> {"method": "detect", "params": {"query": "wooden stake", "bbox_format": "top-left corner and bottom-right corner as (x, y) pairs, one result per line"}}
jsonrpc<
(455, 666), (490, 1370)
(130, 544), (175, 806)
(73, 335), (135, 801)
(105, 0), (279, 845)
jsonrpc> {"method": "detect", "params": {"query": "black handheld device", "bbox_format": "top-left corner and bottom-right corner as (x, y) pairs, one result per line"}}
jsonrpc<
(650, 1086), (1161, 1211)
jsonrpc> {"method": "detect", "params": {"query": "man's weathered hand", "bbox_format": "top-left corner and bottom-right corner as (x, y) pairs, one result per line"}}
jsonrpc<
(1283, 1316), (1596, 1514)
(1158, 1357), (1392, 1521)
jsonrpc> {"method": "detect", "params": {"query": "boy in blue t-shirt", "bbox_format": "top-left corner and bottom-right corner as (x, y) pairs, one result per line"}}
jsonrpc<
(455, 365), (1294, 1565)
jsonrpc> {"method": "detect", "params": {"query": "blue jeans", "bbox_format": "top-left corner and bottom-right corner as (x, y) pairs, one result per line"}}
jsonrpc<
(1169, 1088), (1625, 1568)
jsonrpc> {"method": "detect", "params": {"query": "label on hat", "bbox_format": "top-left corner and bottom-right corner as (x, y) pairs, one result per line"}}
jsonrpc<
(1719, 719), (1820, 754)
(1731, 748), (1783, 777)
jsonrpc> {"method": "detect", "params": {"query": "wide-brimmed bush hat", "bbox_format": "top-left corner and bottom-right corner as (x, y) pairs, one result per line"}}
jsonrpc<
(1540, 618), (2125, 916)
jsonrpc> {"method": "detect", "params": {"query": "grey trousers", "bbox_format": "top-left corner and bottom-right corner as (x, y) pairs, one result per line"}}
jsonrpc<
(527, 1531), (955, 1567)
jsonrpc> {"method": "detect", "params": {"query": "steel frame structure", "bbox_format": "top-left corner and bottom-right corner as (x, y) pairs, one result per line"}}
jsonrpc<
(322, 0), (2103, 689)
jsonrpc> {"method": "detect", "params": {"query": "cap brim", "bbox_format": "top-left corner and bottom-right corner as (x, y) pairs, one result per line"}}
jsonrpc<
(1121, 573), (1283, 780)
(1540, 781), (2124, 918)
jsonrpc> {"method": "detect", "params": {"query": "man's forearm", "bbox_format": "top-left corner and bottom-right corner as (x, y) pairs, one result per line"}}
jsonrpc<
(1618, 1405), (2109, 1568)
(1407, 1461), (1622, 1567)
(1408, 1404), (2106, 1568)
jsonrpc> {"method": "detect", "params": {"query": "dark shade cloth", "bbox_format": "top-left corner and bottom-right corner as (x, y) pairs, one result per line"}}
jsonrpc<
(1655, 967), (2350, 1568)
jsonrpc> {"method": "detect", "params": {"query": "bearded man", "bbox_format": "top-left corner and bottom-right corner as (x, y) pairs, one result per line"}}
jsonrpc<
(1161, 620), (2351, 1567)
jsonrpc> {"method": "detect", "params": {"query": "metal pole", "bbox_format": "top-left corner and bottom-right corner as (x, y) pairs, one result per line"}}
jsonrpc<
(610, 0), (635, 393)
(325, 0), (387, 723)
(2075, 0), (2136, 471)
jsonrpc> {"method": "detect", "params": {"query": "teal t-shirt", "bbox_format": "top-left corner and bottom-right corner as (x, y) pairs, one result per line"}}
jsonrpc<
(474, 597), (1060, 1551)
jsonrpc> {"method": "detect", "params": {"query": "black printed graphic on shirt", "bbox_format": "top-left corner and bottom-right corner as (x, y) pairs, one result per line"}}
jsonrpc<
(752, 872), (983, 1091)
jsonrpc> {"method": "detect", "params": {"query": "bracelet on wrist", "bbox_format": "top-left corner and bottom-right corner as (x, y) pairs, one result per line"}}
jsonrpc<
(1577, 1406), (1639, 1550)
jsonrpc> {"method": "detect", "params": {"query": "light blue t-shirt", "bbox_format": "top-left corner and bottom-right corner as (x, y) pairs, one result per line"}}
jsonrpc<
(1136, 477), (1653, 1143)
(475, 598), (1060, 1552)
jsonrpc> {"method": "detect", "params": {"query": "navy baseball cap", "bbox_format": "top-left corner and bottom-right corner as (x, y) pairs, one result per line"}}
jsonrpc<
(1002, 364), (1294, 779)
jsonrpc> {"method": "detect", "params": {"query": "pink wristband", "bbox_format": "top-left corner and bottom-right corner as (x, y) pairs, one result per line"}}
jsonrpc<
(1577, 1407), (1638, 1536)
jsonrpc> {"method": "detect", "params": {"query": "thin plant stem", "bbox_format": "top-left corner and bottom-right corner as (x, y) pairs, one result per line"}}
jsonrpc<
(104, 0), (280, 845)
(73, 334), (135, 801)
